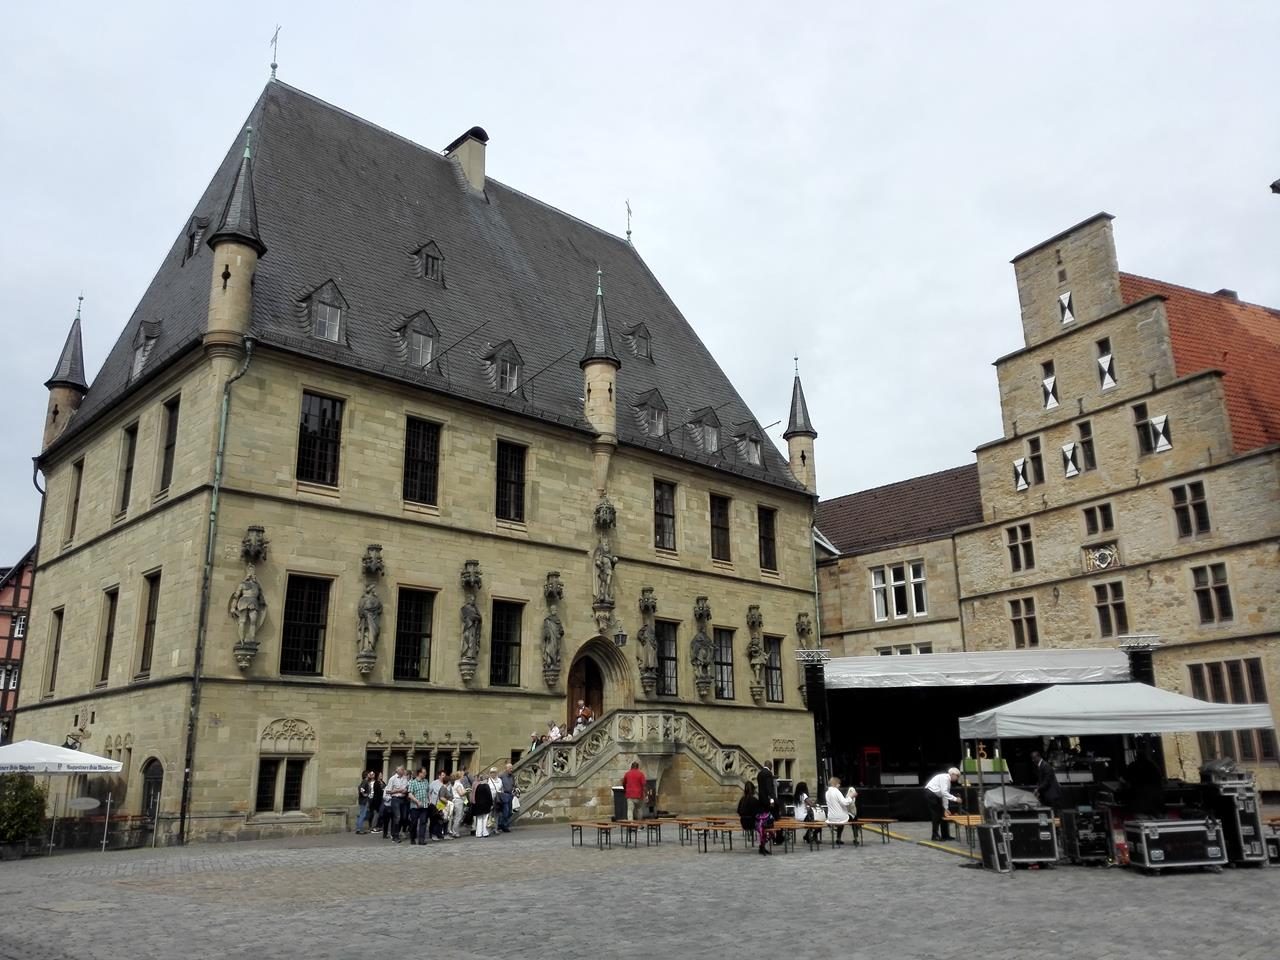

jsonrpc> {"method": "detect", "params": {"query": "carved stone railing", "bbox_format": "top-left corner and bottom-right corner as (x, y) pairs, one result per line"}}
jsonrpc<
(511, 709), (762, 812)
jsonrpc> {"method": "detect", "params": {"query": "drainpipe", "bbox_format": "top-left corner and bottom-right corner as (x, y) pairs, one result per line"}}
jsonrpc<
(178, 338), (254, 844)
(808, 512), (830, 786)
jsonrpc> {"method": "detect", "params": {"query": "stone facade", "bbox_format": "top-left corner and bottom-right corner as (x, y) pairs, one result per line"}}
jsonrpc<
(818, 214), (1280, 792)
(16, 96), (819, 840)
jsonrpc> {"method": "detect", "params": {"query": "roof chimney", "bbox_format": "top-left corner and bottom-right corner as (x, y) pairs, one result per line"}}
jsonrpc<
(444, 126), (489, 192)
(1213, 288), (1238, 300)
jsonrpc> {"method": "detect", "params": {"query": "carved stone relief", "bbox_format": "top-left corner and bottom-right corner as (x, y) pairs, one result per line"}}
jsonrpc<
(542, 571), (564, 688)
(459, 560), (483, 684)
(690, 596), (713, 698)
(635, 586), (658, 695)
(746, 604), (766, 704)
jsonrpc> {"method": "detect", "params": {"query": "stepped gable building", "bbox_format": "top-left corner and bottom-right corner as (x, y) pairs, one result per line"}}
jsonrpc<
(19, 80), (819, 840)
(818, 214), (1280, 792)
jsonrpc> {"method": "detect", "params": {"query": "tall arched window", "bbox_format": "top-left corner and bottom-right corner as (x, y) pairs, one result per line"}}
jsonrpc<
(141, 758), (164, 820)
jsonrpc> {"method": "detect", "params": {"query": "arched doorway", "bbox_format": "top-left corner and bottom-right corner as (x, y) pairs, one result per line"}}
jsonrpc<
(568, 656), (604, 729)
(140, 758), (164, 820)
(566, 637), (634, 728)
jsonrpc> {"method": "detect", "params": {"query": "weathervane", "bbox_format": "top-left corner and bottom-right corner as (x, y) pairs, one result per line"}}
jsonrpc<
(76, 293), (84, 321)
(269, 25), (281, 80)
(625, 199), (632, 244)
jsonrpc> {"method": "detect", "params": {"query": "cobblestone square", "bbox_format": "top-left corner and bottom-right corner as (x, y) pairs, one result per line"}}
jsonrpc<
(1, 821), (1276, 960)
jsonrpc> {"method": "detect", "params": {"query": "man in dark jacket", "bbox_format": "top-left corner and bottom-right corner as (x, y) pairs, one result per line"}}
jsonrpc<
(757, 766), (778, 819)
(1032, 751), (1063, 809)
(355, 770), (376, 834)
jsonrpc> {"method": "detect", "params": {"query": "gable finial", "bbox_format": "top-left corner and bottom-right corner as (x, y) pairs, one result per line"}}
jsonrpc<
(625, 199), (632, 245)
(794, 354), (799, 376)
(76, 293), (84, 321)
(269, 25), (281, 80)
(596, 266), (603, 297)
(243, 124), (253, 159)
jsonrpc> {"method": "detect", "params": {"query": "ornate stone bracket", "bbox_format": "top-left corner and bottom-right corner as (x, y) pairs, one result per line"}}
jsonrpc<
(230, 526), (269, 671)
(356, 544), (385, 677)
(542, 571), (565, 688)
(746, 604), (766, 705)
(690, 595), (714, 699)
(636, 587), (659, 696)
(459, 560), (483, 684)
(795, 611), (814, 649)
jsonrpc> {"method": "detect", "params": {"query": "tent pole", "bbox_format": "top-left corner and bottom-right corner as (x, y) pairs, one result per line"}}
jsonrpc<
(101, 791), (112, 853)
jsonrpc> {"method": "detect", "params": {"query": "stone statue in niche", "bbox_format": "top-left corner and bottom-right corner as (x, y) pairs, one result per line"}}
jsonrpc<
(542, 612), (564, 672)
(460, 599), (482, 662)
(635, 620), (656, 673)
(357, 583), (383, 654)
(690, 596), (713, 697)
(592, 538), (618, 606)
(229, 564), (266, 647)
(746, 604), (766, 687)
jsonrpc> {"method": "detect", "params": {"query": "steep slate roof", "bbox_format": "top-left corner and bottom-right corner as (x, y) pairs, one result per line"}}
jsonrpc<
(1120, 273), (1280, 453)
(206, 128), (266, 256)
(783, 375), (816, 439)
(580, 270), (620, 368)
(45, 315), (88, 390)
(816, 463), (982, 556)
(48, 82), (802, 492)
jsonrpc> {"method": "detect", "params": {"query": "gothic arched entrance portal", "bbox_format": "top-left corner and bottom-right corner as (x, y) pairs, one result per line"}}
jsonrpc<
(566, 637), (634, 729)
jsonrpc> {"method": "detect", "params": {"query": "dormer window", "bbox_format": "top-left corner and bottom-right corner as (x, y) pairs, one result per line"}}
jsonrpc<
(483, 340), (524, 396)
(183, 216), (209, 264)
(313, 302), (340, 341)
(646, 405), (666, 438)
(745, 438), (762, 466)
(622, 323), (654, 362)
(499, 358), (519, 393)
(409, 331), (433, 367)
(704, 423), (720, 453)
(299, 281), (348, 343)
(414, 241), (445, 284)
(130, 321), (161, 380)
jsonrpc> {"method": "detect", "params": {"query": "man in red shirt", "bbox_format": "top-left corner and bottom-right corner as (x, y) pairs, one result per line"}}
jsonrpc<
(622, 761), (647, 820)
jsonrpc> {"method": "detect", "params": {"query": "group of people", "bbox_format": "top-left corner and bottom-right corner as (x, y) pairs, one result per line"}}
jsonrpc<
(734, 768), (861, 855)
(530, 701), (597, 751)
(355, 762), (518, 844)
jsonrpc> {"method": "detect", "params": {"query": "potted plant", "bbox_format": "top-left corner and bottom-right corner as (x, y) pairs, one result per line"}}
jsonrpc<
(0, 773), (48, 860)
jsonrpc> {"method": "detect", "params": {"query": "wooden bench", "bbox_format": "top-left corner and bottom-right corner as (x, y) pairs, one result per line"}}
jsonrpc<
(687, 820), (734, 853)
(825, 821), (861, 846)
(855, 818), (897, 844)
(570, 820), (613, 849)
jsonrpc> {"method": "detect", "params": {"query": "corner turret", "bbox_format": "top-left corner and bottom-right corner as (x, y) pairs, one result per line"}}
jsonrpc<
(580, 269), (620, 495)
(43, 298), (89, 451)
(205, 125), (265, 357)
(783, 369), (817, 494)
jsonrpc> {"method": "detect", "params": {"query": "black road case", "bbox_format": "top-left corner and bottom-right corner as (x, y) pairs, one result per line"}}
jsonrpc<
(1125, 818), (1226, 872)
(1002, 808), (1059, 864)
(977, 823), (1011, 873)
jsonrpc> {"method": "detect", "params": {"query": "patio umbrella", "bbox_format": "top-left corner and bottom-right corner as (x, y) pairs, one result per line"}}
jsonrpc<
(0, 740), (122, 853)
(0, 740), (122, 774)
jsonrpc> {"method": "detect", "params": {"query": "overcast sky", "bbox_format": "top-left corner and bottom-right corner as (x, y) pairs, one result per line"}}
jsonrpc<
(1, 2), (1278, 562)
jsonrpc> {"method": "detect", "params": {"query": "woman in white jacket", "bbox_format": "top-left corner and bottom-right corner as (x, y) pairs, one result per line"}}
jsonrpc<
(825, 776), (854, 846)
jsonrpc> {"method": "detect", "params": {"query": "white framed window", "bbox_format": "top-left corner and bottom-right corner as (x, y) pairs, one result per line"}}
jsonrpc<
(1134, 403), (1172, 455)
(1097, 337), (1116, 390)
(646, 405), (666, 438)
(1059, 291), (1075, 324)
(910, 561), (927, 616)
(1013, 457), (1029, 492)
(312, 302), (341, 342)
(871, 562), (926, 620)
(409, 331), (433, 367)
(1062, 441), (1080, 478)
(13, 614), (25, 639)
(744, 437), (762, 466)
(1041, 360), (1059, 409)
(423, 253), (441, 281)
(498, 359), (519, 393)
(875, 643), (933, 656)
(132, 338), (156, 378)
(704, 422), (719, 453)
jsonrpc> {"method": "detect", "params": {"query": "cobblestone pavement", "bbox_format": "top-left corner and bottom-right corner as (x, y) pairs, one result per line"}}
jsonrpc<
(1, 821), (1276, 960)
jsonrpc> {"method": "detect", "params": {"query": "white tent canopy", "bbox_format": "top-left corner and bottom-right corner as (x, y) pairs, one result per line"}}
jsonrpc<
(0, 740), (122, 774)
(958, 683), (1276, 739)
(825, 648), (1129, 689)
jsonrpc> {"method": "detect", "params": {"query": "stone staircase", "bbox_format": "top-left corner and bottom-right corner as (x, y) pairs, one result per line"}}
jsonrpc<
(509, 709), (763, 822)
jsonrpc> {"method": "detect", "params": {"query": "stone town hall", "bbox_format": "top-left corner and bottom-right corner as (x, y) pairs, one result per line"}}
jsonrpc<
(20, 80), (821, 840)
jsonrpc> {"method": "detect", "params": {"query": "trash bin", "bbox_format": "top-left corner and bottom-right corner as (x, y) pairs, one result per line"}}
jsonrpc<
(612, 785), (627, 821)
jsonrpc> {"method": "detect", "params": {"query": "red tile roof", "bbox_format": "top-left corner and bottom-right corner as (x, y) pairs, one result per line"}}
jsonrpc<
(817, 464), (982, 556)
(1120, 273), (1280, 453)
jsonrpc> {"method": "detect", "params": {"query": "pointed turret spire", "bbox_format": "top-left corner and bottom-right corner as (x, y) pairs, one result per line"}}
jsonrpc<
(45, 297), (88, 391)
(579, 267), (620, 369)
(207, 125), (267, 257)
(783, 367), (817, 439)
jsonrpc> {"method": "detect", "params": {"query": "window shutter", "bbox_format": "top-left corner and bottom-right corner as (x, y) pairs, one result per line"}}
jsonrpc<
(1058, 292), (1075, 324)
(1013, 458), (1029, 492)
(1061, 442), (1079, 478)
(1151, 415), (1172, 452)
(1042, 374), (1058, 409)
(1098, 353), (1116, 389)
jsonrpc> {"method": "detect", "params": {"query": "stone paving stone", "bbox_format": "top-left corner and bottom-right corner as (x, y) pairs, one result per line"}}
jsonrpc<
(0, 822), (1276, 959)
